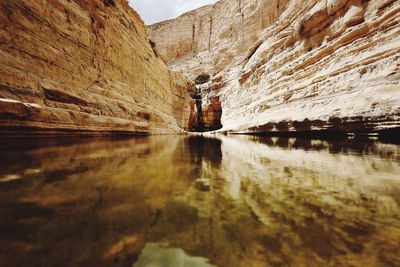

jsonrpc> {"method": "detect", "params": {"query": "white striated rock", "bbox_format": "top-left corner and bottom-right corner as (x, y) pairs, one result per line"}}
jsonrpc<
(150, 0), (400, 134)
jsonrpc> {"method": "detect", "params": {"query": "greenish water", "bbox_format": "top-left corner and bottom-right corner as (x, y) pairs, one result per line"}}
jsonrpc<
(0, 135), (399, 267)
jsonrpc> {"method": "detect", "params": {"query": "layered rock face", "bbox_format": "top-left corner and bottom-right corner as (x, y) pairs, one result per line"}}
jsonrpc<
(149, 0), (290, 79)
(0, 0), (194, 135)
(150, 0), (400, 135)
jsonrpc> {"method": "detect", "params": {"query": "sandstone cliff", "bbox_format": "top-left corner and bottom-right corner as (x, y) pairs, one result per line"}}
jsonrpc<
(149, 0), (290, 78)
(0, 0), (194, 135)
(149, 0), (400, 135)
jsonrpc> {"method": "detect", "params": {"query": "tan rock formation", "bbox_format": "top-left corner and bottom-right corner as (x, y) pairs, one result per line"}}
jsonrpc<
(1, 0), (399, 135)
(0, 0), (194, 135)
(149, 0), (290, 79)
(187, 94), (222, 132)
(202, 96), (223, 131)
(149, 0), (400, 134)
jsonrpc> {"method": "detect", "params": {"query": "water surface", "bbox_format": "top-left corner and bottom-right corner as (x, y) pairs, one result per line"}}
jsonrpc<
(0, 135), (399, 267)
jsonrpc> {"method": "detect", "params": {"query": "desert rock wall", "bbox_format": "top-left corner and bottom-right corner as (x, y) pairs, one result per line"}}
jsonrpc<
(0, 0), (193, 135)
(1, 0), (398, 135)
(220, 0), (400, 133)
(149, 0), (290, 79)
(150, 0), (400, 134)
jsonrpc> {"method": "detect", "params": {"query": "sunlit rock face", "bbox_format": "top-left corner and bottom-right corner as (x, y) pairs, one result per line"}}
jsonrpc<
(0, 0), (194, 134)
(149, 0), (400, 134)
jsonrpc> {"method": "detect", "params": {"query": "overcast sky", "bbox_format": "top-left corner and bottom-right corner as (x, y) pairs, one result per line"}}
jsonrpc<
(129, 0), (218, 25)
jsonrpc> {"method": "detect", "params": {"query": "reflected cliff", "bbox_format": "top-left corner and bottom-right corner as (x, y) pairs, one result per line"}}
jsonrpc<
(0, 135), (399, 267)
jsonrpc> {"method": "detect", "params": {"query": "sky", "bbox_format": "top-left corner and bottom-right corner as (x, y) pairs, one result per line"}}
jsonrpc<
(129, 0), (218, 25)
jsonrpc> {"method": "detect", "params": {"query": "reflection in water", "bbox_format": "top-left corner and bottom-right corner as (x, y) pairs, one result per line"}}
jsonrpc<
(0, 135), (399, 267)
(134, 243), (216, 267)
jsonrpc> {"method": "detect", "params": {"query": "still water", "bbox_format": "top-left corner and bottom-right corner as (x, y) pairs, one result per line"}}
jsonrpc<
(0, 135), (399, 267)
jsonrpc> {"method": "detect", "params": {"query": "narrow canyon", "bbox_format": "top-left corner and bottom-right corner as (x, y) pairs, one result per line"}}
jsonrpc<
(0, 1), (400, 266)
(0, 0), (399, 136)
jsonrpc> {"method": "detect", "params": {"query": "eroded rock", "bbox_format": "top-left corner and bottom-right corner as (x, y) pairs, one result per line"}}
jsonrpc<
(0, 0), (194, 134)
(150, 0), (400, 135)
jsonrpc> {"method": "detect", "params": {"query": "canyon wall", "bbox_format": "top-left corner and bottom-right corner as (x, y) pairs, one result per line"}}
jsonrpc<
(149, 0), (290, 79)
(149, 0), (400, 135)
(0, 0), (194, 135)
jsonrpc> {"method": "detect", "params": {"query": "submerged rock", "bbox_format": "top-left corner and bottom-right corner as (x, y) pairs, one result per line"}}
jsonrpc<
(134, 243), (216, 267)
(195, 178), (211, 192)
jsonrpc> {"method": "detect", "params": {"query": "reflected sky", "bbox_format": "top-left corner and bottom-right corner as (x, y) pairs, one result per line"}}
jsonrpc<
(0, 135), (399, 267)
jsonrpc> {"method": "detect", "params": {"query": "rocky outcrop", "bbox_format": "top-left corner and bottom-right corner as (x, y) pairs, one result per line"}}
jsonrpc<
(0, 0), (194, 135)
(187, 94), (222, 132)
(186, 78), (223, 132)
(149, 0), (400, 135)
(202, 96), (223, 131)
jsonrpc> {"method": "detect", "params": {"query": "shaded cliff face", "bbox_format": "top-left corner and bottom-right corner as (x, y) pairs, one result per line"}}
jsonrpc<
(0, 0), (194, 135)
(149, 0), (400, 135)
(187, 94), (222, 132)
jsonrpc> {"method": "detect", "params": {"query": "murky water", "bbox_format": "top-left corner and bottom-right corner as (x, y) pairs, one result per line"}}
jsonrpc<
(0, 135), (399, 267)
